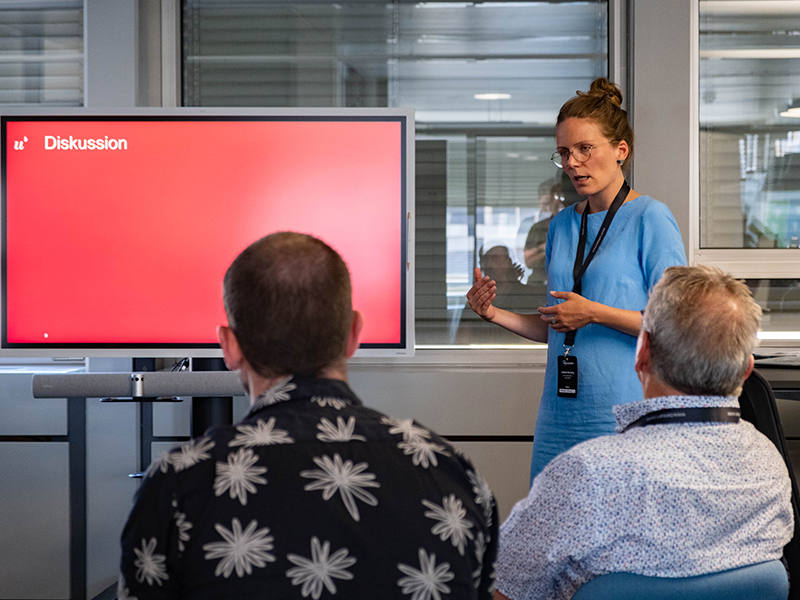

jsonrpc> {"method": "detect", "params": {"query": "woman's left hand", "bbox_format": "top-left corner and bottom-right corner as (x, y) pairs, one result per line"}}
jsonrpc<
(537, 291), (596, 332)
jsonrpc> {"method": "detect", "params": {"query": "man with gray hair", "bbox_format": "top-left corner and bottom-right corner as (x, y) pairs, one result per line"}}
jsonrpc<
(493, 265), (794, 600)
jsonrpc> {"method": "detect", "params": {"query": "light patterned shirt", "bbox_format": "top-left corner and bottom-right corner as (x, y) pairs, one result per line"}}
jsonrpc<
(496, 395), (794, 600)
(119, 375), (498, 599)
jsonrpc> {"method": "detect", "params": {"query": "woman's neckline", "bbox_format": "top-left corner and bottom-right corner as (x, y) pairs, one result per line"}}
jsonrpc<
(575, 188), (642, 215)
(572, 195), (642, 217)
(572, 190), (644, 217)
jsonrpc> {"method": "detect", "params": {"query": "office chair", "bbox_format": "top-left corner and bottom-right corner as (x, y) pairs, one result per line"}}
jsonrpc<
(739, 369), (800, 599)
(570, 560), (788, 600)
(571, 370), (797, 600)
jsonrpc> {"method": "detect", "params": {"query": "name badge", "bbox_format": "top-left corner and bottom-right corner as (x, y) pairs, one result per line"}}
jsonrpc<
(557, 354), (578, 398)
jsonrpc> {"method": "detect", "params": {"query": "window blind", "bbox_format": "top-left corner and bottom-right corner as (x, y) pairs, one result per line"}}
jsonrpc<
(0, 1), (83, 106)
(183, 0), (608, 346)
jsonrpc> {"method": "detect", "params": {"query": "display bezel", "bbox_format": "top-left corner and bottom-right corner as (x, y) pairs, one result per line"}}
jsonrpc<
(1, 107), (414, 358)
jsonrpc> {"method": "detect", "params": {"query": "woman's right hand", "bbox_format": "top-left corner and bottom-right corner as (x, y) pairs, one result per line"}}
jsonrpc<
(466, 267), (497, 321)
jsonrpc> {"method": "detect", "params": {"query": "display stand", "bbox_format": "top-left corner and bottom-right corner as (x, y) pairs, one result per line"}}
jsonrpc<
(31, 370), (245, 599)
(190, 357), (233, 437)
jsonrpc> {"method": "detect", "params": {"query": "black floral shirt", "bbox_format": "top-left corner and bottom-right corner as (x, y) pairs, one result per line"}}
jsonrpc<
(119, 375), (498, 599)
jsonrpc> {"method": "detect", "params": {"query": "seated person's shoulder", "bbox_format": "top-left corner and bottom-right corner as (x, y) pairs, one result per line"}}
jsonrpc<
(533, 433), (651, 494)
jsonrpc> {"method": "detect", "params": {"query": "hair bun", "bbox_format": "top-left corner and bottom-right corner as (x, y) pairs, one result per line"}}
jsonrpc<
(557, 77), (632, 168)
(586, 77), (622, 108)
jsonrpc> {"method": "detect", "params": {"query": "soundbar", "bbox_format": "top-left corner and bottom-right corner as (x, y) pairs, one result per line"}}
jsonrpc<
(32, 371), (246, 398)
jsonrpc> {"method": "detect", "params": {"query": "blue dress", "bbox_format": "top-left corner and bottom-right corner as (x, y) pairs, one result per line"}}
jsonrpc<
(530, 196), (686, 481)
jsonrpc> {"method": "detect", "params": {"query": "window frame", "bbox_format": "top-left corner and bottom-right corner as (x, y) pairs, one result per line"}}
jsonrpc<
(693, 1), (800, 345)
(166, 0), (623, 363)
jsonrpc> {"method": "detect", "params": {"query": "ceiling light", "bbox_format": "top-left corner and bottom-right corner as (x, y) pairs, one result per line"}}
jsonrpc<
(701, 1), (800, 16)
(474, 93), (511, 100)
(781, 100), (800, 118)
(701, 49), (800, 59)
(415, 2), (474, 8)
(757, 331), (800, 340)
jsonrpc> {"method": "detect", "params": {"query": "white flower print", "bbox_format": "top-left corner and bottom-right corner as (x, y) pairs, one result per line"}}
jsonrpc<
(286, 536), (357, 599)
(312, 396), (348, 410)
(472, 531), (487, 587)
(133, 537), (169, 586)
(202, 517), (276, 578)
(397, 548), (455, 600)
(174, 510), (193, 552)
(117, 575), (138, 600)
(230, 417), (294, 447)
(381, 416), (431, 442)
(146, 451), (172, 477)
(422, 494), (474, 555)
(398, 439), (450, 469)
(316, 416), (367, 443)
(170, 437), (215, 473)
(213, 447), (267, 506)
(251, 376), (296, 411)
(467, 469), (494, 527)
(300, 453), (380, 522)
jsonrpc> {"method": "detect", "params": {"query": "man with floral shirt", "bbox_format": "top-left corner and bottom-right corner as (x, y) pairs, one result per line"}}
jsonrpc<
(119, 231), (497, 599)
(494, 265), (794, 600)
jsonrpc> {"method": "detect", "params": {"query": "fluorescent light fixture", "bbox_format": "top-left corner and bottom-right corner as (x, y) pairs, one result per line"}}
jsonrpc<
(781, 101), (800, 118)
(701, 1), (800, 16)
(415, 2), (474, 8)
(475, 2), (542, 6)
(474, 93), (511, 100)
(701, 49), (800, 59)
(757, 331), (800, 340)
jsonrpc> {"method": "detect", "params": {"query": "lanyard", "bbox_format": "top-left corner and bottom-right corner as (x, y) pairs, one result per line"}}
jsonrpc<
(563, 180), (630, 350)
(622, 407), (741, 433)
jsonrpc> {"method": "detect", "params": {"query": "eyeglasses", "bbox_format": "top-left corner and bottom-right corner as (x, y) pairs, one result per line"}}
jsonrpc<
(550, 141), (616, 169)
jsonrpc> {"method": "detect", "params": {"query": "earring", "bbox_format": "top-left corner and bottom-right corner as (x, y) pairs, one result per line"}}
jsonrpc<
(617, 159), (624, 166)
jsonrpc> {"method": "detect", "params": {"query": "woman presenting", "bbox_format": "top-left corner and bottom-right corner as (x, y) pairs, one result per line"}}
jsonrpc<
(467, 78), (686, 481)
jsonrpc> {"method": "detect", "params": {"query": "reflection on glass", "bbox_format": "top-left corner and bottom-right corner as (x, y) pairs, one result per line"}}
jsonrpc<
(742, 280), (800, 335)
(183, 0), (607, 345)
(0, 3), (83, 106)
(700, 1), (800, 248)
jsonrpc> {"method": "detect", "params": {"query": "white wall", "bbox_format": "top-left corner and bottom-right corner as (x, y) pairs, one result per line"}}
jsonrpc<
(631, 0), (695, 261)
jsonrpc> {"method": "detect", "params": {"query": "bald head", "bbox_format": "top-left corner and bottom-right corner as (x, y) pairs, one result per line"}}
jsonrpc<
(222, 232), (353, 378)
(642, 265), (761, 397)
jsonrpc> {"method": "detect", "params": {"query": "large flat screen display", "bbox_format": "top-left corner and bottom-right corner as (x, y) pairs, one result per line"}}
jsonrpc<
(1, 109), (414, 357)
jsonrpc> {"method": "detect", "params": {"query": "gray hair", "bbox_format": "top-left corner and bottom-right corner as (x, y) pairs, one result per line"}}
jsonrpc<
(642, 265), (761, 397)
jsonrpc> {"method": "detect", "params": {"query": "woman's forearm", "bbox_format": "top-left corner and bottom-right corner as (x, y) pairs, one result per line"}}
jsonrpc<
(486, 308), (549, 343)
(539, 292), (642, 337)
(590, 303), (642, 337)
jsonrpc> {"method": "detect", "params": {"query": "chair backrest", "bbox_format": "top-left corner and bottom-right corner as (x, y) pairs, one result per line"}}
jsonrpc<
(739, 369), (800, 599)
(570, 559), (788, 600)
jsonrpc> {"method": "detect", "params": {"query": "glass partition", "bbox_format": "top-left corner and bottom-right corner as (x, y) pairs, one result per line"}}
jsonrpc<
(0, 1), (83, 106)
(700, 1), (800, 250)
(699, 0), (800, 344)
(183, 0), (609, 346)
